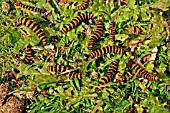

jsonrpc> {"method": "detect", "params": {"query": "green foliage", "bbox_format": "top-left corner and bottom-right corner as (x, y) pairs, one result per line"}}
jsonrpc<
(0, 0), (170, 112)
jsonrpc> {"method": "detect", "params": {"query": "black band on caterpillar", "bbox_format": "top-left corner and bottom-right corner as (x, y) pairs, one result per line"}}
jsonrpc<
(110, 19), (116, 41)
(22, 46), (35, 64)
(15, 2), (47, 14)
(129, 59), (160, 81)
(90, 46), (126, 58)
(61, 12), (94, 33)
(48, 65), (82, 79)
(88, 20), (104, 50)
(96, 60), (119, 91)
(76, 0), (88, 10)
(16, 18), (47, 44)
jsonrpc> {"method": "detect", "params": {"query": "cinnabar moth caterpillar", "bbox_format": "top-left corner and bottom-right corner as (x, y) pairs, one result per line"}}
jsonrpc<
(129, 59), (160, 81)
(48, 65), (82, 79)
(90, 46), (126, 58)
(88, 20), (104, 50)
(15, 2), (47, 15)
(22, 46), (35, 64)
(76, 0), (88, 10)
(110, 19), (116, 41)
(16, 18), (47, 44)
(96, 60), (119, 91)
(61, 12), (94, 33)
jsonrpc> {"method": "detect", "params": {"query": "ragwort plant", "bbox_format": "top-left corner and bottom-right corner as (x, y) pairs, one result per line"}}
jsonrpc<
(0, 0), (170, 112)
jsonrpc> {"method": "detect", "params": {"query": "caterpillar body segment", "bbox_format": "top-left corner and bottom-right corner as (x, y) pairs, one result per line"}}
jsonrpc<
(16, 18), (47, 44)
(129, 59), (160, 81)
(96, 60), (119, 91)
(48, 65), (82, 79)
(90, 46), (126, 58)
(61, 12), (94, 33)
(22, 46), (35, 64)
(107, 60), (119, 74)
(110, 19), (116, 41)
(88, 20), (104, 50)
(15, 2), (47, 14)
(68, 71), (82, 79)
(48, 65), (70, 73)
(98, 73), (113, 86)
(76, 0), (88, 10)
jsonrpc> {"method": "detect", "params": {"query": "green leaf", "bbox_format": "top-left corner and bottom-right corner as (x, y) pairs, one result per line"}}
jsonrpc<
(159, 63), (167, 73)
(146, 63), (154, 73)
(122, 100), (130, 106)
(128, 0), (136, 9)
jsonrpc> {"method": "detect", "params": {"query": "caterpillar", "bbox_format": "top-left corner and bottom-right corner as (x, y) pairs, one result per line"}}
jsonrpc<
(61, 12), (94, 33)
(90, 46), (126, 58)
(129, 59), (160, 81)
(15, 2), (47, 15)
(96, 60), (119, 91)
(16, 18), (47, 44)
(22, 46), (35, 64)
(76, 0), (88, 10)
(88, 20), (104, 50)
(110, 19), (116, 41)
(48, 65), (82, 79)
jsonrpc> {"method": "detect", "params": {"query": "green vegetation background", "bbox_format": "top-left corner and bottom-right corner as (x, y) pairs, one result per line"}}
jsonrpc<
(0, 0), (170, 112)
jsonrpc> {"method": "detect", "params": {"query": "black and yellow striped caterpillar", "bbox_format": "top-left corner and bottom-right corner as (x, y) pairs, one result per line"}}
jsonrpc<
(90, 46), (126, 58)
(88, 20), (104, 50)
(96, 60), (119, 91)
(61, 12), (94, 33)
(15, 2), (47, 15)
(129, 59), (160, 81)
(110, 19), (116, 41)
(22, 46), (35, 64)
(16, 18), (47, 44)
(48, 65), (82, 79)
(76, 0), (88, 10)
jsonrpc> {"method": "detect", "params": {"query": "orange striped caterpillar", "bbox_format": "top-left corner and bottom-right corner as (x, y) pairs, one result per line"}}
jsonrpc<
(16, 18), (47, 44)
(110, 19), (116, 41)
(90, 46), (126, 58)
(15, 2), (47, 16)
(22, 46), (35, 64)
(48, 65), (82, 79)
(88, 20), (104, 50)
(61, 12), (94, 33)
(96, 60), (119, 91)
(76, 0), (88, 10)
(129, 59), (160, 81)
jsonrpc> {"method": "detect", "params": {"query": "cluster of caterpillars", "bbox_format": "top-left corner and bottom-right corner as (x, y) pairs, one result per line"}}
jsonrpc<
(10, 1), (161, 92)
